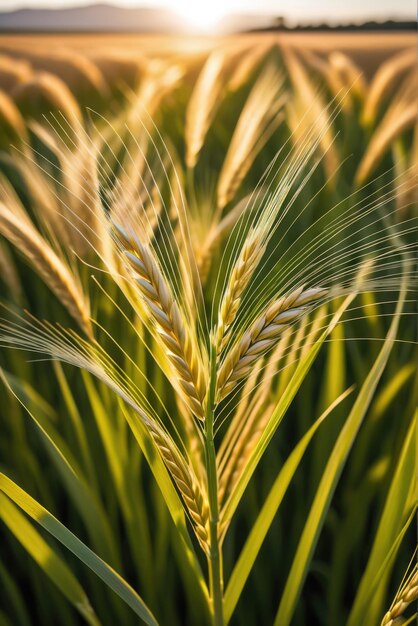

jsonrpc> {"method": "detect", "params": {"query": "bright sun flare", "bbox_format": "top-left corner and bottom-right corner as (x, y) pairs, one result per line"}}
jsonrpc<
(174, 0), (227, 30)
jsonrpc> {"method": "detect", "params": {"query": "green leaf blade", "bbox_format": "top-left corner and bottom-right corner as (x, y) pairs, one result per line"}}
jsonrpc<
(0, 474), (159, 626)
(273, 285), (405, 626)
(224, 386), (354, 624)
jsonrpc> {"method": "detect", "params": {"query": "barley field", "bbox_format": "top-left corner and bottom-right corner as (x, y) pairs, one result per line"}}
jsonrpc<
(0, 32), (416, 626)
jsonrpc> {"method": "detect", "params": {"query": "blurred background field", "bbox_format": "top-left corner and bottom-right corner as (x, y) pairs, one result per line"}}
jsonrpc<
(0, 32), (415, 92)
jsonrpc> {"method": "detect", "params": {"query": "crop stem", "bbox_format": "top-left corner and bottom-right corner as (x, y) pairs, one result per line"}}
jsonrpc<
(205, 342), (224, 626)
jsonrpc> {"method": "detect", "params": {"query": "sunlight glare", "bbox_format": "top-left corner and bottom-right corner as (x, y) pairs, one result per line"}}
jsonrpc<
(174, 0), (227, 30)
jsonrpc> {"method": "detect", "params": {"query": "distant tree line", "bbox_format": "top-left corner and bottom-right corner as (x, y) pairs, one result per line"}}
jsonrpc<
(255, 18), (416, 32)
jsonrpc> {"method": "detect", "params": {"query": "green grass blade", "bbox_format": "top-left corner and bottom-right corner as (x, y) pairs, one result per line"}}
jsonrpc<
(53, 362), (99, 491)
(222, 293), (356, 526)
(119, 403), (210, 613)
(273, 285), (405, 626)
(0, 473), (159, 626)
(348, 362), (416, 487)
(1, 370), (120, 568)
(0, 494), (101, 626)
(81, 371), (124, 494)
(224, 386), (354, 624)
(82, 373), (156, 602)
(0, 561), (31, 626)
(366, 504), (417, 622)
(347, 413), (416, 626)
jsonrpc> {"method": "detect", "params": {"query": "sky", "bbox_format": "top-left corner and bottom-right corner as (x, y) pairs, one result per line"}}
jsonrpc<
(0, 0), (415, 22)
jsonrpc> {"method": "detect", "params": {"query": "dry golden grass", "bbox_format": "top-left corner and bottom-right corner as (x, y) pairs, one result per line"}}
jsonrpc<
(0, 53), (32, 92)
(0, 89), (28, 149)
(362, 48), (416, 125)
(217, 63), (286, 208)
(185, 50), (226, 168)
(0, 32), (412, 62)
(12, 71), (81, 126)
(0, 193), (92, 336)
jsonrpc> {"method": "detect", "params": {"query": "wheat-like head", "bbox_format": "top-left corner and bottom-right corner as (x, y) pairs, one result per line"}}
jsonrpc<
(284, 48), (339, 179)
(185, 50), (225, 168)
(217, 286), (326, 401)
(0, 53), (32, 92)
(0, 90), (28, 150)
(12, 71), (81, 126)
(215, 227), (266, 354)
(227, 42), (273, 93)
(0, 200), (92, 337)
(356, 71), (417, 184)
(217, 63), (286, 208)
(148, 421), (209, 551)
(381, 568), (418, 626)
(363, 48), (416, 125)
(115, 224), (207, 420)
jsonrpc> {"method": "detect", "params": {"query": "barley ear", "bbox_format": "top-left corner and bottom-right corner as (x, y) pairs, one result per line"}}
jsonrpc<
(215, 228), (265, 354)
(115, 224), (207, 420)
(0, 200), (92, 337)
(185, 51), (225, 168)
(381, 569), (418, 626)
(217, 286), (326, 401)
(149, 422), (209, 551)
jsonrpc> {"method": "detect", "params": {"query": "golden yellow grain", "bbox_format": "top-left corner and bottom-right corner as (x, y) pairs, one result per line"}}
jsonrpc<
(217, 287), (326, 401)
(149, 420), (209, 550)
(116, 225), (207, 420)
(185, 50), (225, 168)
(381, 568), (418, 626)
(0, 90), (28, 150)
(217, 63), (286, 208)
(363, 48), (415, 125)
(215, 228), (266, 353)
(0, 199), (92, 336)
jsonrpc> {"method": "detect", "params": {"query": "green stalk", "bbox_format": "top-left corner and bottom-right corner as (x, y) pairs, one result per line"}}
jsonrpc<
(205, 342), (224, 626)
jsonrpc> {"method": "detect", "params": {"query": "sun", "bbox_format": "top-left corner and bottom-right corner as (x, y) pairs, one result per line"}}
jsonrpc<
(174, 0), (227, 30)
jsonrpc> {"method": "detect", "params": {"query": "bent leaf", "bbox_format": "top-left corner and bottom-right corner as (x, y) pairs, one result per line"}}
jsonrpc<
(0, 494), (101, 626)
(0, 473), (159, 626)
(1, 369), (120, 568)
(224, 385), (354, 623)
(273, 283), (405, 626)
(347, 413), (416, 626)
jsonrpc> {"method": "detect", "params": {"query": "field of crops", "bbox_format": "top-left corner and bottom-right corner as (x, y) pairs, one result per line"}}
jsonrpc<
(0, 32), (416, 626)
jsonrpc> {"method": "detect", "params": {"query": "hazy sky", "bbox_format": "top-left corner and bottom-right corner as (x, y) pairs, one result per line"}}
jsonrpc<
(0, 0), (416, 21)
